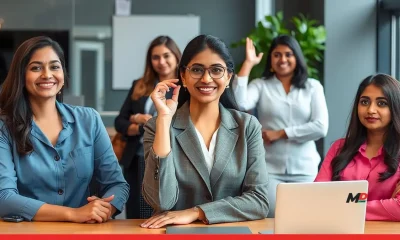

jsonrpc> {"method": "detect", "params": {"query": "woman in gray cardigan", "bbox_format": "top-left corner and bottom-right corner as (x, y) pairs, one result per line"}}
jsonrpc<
(141, 35), (269, 228)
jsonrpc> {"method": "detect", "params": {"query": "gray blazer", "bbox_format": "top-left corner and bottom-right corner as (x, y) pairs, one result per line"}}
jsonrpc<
(142, 102), (269, 224)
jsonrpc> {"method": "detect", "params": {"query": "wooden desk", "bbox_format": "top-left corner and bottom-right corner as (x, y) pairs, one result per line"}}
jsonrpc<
(0, 219), (399, 234)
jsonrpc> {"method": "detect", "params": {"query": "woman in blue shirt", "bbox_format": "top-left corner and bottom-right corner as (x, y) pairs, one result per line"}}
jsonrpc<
(0, 36), (129, 223)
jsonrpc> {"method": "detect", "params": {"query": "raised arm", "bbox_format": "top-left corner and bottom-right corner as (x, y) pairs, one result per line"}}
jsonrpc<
(232, 38), (264, 111)
(197, 116), (269, 223)
(142, 79), (181, 211)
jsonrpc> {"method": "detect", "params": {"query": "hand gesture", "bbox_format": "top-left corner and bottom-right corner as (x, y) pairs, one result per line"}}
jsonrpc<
(245, 37), (263, 66)
(150, 79), (181, 118)
(130, 113), (152, 124)
(70, 195), (114, 223)
(140, 208), (199, 229)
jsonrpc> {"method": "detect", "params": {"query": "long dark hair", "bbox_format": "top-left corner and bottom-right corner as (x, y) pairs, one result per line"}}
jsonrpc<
(132, 35), (181, 100)
(0, 36), (68, 155)
(262, 35), (308, 88)
(177, 34), (239, 110)
(331, 74), (400, 182)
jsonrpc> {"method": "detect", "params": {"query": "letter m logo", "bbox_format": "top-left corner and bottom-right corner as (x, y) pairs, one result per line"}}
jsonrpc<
(346, 193), (360, 203)
(346, 193), (368, 203)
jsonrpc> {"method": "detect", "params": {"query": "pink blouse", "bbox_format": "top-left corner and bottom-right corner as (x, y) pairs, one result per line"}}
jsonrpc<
(315, 139), (400, 221)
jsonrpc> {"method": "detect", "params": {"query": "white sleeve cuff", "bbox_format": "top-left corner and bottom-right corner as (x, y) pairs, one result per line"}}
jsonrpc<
(236, 75), (249, 87)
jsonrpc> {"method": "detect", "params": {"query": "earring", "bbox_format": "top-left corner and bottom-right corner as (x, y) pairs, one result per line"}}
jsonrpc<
(226, 85), (230, 88)
(270, 68), (274, 73)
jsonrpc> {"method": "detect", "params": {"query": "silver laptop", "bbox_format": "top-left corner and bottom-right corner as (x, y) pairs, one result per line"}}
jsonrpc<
(274, 180), (368, 234)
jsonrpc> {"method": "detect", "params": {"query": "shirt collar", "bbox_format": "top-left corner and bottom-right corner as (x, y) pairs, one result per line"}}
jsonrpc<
(358, 141), (384, 158)
(56, 101), (75, 124)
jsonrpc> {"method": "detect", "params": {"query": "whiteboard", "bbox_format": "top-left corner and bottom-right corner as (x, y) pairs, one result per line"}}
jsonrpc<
(112, 15), (200, 90)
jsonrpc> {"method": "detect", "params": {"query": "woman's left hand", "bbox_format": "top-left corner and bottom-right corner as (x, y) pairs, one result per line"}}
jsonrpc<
(85, 195), (116, 223)
(140, 208), (200, 229)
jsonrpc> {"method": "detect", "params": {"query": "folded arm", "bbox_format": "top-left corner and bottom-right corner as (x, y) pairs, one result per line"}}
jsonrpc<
(366, 187), (400, 221)
(285, 82), (329, 143)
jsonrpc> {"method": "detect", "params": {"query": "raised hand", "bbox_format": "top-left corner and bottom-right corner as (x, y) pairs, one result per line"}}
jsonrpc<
(245, 37), (264, 66)
(150, 79), (181, 118)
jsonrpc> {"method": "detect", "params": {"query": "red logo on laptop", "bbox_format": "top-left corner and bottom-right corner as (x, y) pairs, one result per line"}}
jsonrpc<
(346, 193), (368, 203)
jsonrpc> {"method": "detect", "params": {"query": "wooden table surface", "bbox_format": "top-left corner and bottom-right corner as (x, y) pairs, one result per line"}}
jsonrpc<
(0, 218), (399, 234)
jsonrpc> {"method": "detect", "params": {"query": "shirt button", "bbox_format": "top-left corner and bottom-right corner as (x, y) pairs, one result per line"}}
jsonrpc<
(58, 189), (64, 195)
(155, 168), (159, 174)
(54, 155), (60, 161)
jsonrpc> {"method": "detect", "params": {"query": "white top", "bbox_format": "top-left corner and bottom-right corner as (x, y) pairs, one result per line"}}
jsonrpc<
(232, 75), (329, 175)
(194, 127), (219, 174)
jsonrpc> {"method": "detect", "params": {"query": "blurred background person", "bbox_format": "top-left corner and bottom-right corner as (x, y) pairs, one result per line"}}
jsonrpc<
(114, 35), (181, 219)
(233, 35), (328, 217)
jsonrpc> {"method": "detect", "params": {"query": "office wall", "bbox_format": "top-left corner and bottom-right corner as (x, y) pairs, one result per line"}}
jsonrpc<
(0, 0), (73, 30)
(323, 0), (377, 154)
(105, 0), (256, 113)
(275, 0), (324, 27)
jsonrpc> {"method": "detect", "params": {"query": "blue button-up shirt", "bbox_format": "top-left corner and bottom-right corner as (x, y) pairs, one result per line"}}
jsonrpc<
(0, 102), (129, 220)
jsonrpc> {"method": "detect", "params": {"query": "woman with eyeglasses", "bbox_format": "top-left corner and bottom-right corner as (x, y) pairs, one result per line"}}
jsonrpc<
(140, 35), (269, 228)
(114, 36), (181, 219)
(232, 35), (329, 217)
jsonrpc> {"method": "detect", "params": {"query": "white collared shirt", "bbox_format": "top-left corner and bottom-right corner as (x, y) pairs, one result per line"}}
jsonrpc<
(194, 127), (219, 174)
(232, 75), (329, 175)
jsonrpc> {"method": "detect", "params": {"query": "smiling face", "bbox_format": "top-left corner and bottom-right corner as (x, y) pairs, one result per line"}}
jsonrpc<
(180, 48), (232, 106)
(270, 44), (297, 79)
(358, 84), (392, 134)
(25, 46), (64, 102)
(151, 44), (178, 79)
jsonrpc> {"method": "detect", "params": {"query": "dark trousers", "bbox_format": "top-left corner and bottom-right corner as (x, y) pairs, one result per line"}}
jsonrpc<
(124, 154), (153, 219)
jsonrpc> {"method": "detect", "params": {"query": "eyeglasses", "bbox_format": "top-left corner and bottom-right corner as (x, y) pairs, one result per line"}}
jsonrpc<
(185, 65), (227, 79)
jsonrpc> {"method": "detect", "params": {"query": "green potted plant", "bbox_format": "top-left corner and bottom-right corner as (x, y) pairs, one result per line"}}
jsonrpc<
(231, 11), (326, 81)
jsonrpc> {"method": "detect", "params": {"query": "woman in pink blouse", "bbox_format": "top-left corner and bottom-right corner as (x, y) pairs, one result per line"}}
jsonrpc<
(315, 73), (400, 221)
